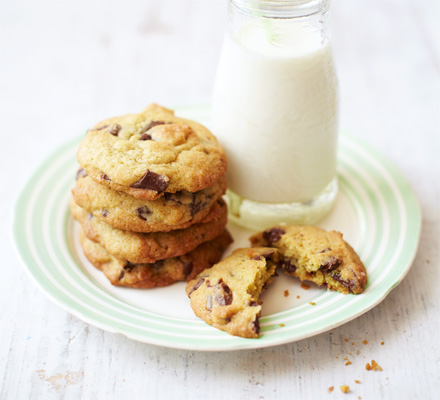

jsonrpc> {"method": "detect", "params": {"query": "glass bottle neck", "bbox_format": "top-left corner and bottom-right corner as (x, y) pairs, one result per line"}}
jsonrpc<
(227, 0), (331, 54)
(230, 0), (330, 19)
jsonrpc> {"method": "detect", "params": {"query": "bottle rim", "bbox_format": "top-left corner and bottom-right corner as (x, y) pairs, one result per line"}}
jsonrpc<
(230, 0), (330, 18)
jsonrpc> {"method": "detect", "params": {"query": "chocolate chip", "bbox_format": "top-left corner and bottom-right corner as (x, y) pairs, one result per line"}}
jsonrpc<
(88, 213), (93, 220)
(109, 124), (121, 136)
(320, 248), (331, 253)
(124, 262), (135, 272)
(249, 301), (260, 307)
(102, 210), (108, 217)
(101, 173), (111, 181)
(142, 121), (167, 132)
(136, 206), (151, 220)
(190, 193), (204, 217)
(213, 279), (233, 306)
(183, 261), (193, 278)
(118, 270), (125, 281)
(252, 255), (263, 261)
(76, 168), (87, 180)
(252, 318), (260, 335)
(320, 257), (342, 272)
(152, 260), (164, 269)
(281, 259), (297, 273)
(332, 273), (356, 293)
(188, 278), (205, 296)
(131, 170), (169, 192)
(206, 295), (213, 311)
(262, 228), (286, 243)
(140, 133), (152, 141)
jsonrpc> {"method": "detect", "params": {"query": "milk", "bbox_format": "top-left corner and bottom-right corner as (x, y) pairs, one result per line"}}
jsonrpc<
(212, 25), (339, 204)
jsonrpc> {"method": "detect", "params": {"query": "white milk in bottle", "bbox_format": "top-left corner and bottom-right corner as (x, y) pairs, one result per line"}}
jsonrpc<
(212, 0), (339, 229)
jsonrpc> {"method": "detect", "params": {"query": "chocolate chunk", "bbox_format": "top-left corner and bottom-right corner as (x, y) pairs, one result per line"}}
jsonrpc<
(320, 257), (342, 272)
(262, 227), (286, 243)
(124, 262), (135, 272)
(102, 210), (109, 217)
(332, 273), (356, 293)
(118, 270), (125, 281)
(249, 301), (260, 307)
(143, 121), (167, 132)
(140, 133), (152, 141)
(101, 173), (111, 181)
(251, 255), (263, 261)
(252, 318), (260, 335)
(183, 261), (193, 278)
(320, 248), (331, 253)
(131, 170), (169, 192)
(76, 168), (88, 180)
(136, 206), (152, 220)
(152, 260), (164, 269)
(213, 279), (233, 306)
(88, 213), (93, 220)
(206, 295), (213, 311)
(188, 278), (205, 296)
(109, 124), (121, 136)
(281, 259), (297, 273)
(190, 193), (204, 217)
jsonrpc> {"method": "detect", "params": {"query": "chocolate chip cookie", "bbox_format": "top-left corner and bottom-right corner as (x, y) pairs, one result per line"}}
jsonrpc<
(70, 197), (228, 263)
(72, 172), (226, 232)
(250, 226), (367, 294)
(77, 104), (227, 200)
(79, 228), (233, 288)
(186, 248), (279, 338)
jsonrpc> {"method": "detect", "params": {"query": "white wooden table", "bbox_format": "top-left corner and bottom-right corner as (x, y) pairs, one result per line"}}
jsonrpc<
(1, 0), (439, 398)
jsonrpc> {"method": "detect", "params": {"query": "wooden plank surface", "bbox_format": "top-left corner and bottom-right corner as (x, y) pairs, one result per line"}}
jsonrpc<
(1, 0), (439, 398)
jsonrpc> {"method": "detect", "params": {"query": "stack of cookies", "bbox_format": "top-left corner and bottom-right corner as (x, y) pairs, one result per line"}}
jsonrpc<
(70, 104), (232, 288)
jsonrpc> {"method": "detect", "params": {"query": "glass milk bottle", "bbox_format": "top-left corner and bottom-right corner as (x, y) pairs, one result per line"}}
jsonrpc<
(212, 0), (339, 230)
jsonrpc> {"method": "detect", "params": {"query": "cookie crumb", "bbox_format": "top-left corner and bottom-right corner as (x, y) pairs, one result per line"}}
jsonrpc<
(354, 380), (361, 384)
(351, 342), (355, 345)
(340, 385), (350, 393)
(362, 340), (368, 345)
(296, 295), (301, 299)
(301, 283), (310, 290)
(309, 302), (316, 306)
(344, 339), (349, 342)
(366, 360), (382, 371)
(381, 341), (384, 345)
(279, 323), (285, 327)
(328, 386), (334, 393)
(345, 361), (352, 366)
(284, 290), (289, 297)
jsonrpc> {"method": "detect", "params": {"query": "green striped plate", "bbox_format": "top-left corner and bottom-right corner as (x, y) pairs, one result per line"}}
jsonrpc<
(12, 105), (421, 351)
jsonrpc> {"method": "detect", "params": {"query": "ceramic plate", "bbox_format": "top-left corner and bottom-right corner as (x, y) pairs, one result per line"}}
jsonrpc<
(13, 105), (421, 351)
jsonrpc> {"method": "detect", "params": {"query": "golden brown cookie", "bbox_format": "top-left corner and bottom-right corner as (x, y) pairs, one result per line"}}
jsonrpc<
(77, 104), (227, 200)
(250, 226), (367, 294)
(186, 247), (279, 338)
(72, 172), (226, 232)
(70, 198), (228, 263)
(79, 228), (233, 288)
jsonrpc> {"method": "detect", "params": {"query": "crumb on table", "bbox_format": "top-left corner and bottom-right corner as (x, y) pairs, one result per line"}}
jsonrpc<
(366, 360), (383, 371)
(284, 290), (289, 297)
(340, 385), (350, 393)
(328, 386), (334, 393)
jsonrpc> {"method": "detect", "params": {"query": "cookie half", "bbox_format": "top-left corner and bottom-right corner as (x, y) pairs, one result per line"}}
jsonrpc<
(250, 226), (367, 294)
(70, 198), (228, 263)
(79, 228), (233, 288)
(186, 247), (279, 338)
(77, 104), (227, 200)
(72, 172), (226, 232)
